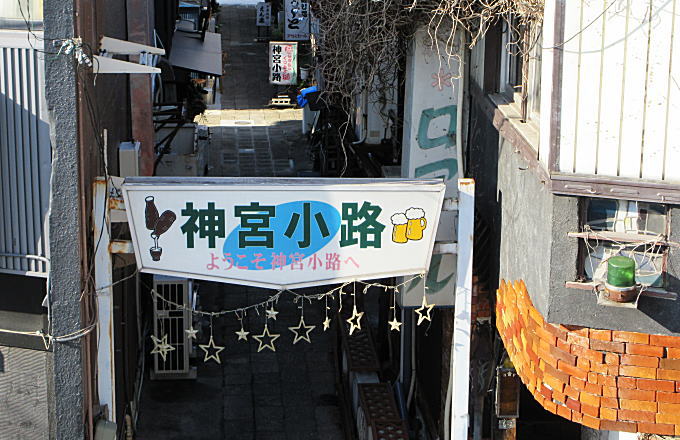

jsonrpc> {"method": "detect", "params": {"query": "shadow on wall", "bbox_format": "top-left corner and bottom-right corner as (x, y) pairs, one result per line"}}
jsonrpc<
(466, 97), (502, 295)
(0, 350), (4, 373)
(0, 84), (52, 276)
(639, 273), (680, 334)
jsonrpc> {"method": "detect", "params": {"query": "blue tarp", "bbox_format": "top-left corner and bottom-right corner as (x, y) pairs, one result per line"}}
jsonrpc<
(297, 85), (318, 107)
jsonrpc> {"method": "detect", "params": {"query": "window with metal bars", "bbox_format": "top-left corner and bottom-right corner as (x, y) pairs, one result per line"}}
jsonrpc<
(576, 198), (669, 289)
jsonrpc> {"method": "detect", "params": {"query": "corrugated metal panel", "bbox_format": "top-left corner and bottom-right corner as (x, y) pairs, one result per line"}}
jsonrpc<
(557, 0), (680, 184)
(0, 31), (51, 277)
(0, 345), (50, 439)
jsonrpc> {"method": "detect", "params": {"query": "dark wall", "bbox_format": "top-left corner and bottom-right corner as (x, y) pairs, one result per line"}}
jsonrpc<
(0, 273), (48, 350)
(468, 96), (568, 317)
(155, 0), (180, 52)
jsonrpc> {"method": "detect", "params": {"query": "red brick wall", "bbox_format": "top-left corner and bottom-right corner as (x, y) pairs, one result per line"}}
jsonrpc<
(497, 279), (680, 436)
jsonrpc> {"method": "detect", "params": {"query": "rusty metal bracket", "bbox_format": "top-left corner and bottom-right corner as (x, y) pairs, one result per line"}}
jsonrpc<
(109, 240), (134, 255)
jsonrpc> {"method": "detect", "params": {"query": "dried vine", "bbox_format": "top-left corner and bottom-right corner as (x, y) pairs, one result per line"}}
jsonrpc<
(310, 0), (544, 113)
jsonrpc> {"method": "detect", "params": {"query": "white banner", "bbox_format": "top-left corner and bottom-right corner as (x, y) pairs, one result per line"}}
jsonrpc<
(256, 2), (272, 26)
(269, 41), (297, 85)
(122, 178), (445, 289)
(284, 0), (310, 40)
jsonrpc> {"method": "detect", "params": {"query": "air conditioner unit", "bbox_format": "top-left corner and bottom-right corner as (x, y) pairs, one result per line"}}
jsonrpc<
(94, 419), (117, 440)
(151, 275), (197, 379)
(155, 123), (197, 155)
(154, 124), (208, 177)
(339, 318), (381, 415)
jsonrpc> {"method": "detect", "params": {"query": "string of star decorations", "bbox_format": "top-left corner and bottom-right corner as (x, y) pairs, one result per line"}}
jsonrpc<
(149, 274), (436, 364)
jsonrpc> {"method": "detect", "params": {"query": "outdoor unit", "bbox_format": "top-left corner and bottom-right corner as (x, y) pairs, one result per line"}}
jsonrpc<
(155, 123), (208, 177)
(151, 275), (197, 379)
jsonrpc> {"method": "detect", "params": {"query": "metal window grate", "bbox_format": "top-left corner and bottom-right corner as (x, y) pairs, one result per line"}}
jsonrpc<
(152, 276), (192, 377)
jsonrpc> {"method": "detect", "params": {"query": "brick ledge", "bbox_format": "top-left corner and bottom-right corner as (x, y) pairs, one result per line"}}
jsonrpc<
(497, 279), (680, 436)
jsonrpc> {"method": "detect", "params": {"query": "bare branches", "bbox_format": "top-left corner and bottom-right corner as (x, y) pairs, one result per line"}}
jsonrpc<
(310, 0), (544, 116)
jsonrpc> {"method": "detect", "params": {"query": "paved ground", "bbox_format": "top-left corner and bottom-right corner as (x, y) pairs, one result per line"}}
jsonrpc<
(197, 5), (309, 178)
(137, 284), (343, 440)
(136, 6), (343, 440)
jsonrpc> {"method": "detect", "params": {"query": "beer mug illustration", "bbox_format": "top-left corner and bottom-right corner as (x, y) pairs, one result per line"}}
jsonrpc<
(391, 213), (408, 243)
(405, 207), (427, 241)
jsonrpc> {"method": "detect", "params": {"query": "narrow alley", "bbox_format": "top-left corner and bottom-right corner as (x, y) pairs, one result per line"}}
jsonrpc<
(135, 5), (343, 439)
(10, 0), (680, 439)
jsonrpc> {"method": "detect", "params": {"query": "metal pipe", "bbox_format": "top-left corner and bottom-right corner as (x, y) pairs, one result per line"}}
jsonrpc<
(0, 252), (50, 262)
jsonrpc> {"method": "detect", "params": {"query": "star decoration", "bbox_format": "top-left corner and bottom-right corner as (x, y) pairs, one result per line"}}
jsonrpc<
(415, 295), (435, 326)
(266, 307), (279, 321)
(346, 305), (364, 335)
(322, 316), (331, 331)
(185, 326), (198, 340)
(150, 334), (175, 362)
(253, 324), (280, 352)
(199, 335), (225, 363)
(388, 317), (403, 332)
(236, 328), (249, 341)
(289, 316), (315, 344)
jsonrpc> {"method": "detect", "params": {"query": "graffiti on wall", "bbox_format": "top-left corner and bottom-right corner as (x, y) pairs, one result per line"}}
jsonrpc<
(414, 105), (458, 187)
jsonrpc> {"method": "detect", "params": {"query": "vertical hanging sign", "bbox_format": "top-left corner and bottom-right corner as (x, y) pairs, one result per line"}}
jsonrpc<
(269, 41), (298, 85)
(284, 0), (310, 40)
(256, 2), (272, 26)
(400, 26), (465, 307)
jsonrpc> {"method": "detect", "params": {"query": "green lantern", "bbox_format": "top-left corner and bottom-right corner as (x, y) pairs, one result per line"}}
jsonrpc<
(607, 256), (636, 288)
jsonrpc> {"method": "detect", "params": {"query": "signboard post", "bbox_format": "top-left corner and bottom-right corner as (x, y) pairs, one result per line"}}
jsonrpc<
(284, 0), (310, 40)
(399, 26), (465, 307)
(269, 41), (298, 85)
(122, 177), (446, 289)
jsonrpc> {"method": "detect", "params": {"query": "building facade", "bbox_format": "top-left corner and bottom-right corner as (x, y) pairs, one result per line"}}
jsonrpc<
(0, 0), (219, 438)
(467, 0), (680, 437)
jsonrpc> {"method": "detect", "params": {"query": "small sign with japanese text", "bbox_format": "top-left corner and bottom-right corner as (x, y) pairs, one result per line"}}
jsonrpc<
(269, 41), (297, 85)
(122, 178), (445, 289)
(284, 0), (309, 40)
(256, 2), (271, 27)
